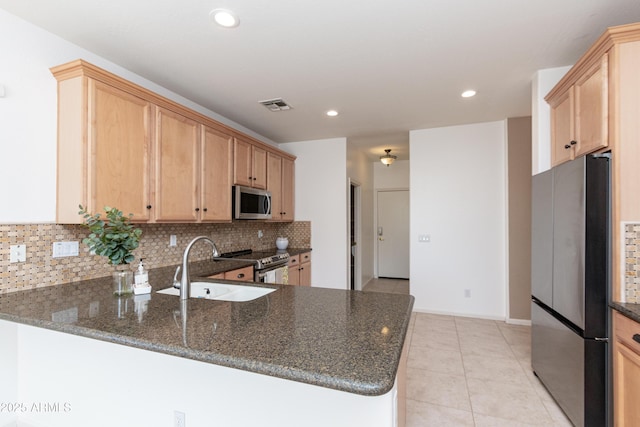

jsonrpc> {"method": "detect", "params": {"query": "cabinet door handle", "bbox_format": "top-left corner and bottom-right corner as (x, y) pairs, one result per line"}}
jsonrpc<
(570, 140), (577, 146)
(203, 208), (208, 212)
(564, 144), (571, 149)
(237, 273), (245, 278)
(146, 205), (152, 209)
(249, 176), (253, 180)
(633, 334), (640, 344)
(195, 208), (200, 212)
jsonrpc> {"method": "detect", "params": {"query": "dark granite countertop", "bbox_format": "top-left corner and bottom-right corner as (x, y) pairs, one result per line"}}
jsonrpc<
(285, 247), (312, 256)
(0, 259), (414, 396)
(611, 301), (640, 324)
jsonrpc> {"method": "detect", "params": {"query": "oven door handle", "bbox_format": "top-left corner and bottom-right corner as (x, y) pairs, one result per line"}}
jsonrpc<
(256, 265), (287, 279)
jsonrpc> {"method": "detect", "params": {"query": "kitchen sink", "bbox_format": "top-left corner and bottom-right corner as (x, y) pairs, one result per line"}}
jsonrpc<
(157, 281), (276, 302)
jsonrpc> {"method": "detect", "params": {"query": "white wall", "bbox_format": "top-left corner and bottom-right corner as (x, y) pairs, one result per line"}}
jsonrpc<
(0, 9), (275, 224)
(346, 145), (374, 289)
(410, 121), (507, 319)
(280, 138), (348, 289)
(373, 160), (410, 189)
(531, 66), (571, 175)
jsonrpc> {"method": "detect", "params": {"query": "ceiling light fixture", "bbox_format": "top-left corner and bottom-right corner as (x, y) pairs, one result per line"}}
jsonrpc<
(326, 110), (339, 117)
(380, 149), (397, 167)
(210, 9), (239, 28)
(461, 90), (477, 98)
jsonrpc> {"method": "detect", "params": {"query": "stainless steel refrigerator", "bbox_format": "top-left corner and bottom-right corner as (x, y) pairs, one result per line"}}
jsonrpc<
(531, 154), (610, 427)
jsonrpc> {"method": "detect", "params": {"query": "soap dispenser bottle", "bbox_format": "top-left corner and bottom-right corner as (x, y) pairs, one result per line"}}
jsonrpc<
(134, 258), (149, 287)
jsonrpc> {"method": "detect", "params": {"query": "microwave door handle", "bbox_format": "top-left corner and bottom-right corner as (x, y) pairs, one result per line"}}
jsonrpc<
(265, 194), (271, 215)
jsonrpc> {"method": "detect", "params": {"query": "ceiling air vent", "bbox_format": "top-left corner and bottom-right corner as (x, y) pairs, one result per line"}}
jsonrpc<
(259, 98), (293, 112)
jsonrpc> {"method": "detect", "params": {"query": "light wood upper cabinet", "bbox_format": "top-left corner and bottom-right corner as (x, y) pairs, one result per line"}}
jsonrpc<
(234, 137), (267, 189)
(51, 59), (295, 224)
(56, 77), (152, 223)
(201, 126), (233, 221)
(281, 158), (295, 221)
(267, 153), (295, 221)
(90, 80), (152, 221)
(153, 107), (200, 222)
(547, 54), (608, 167)
(574, 54), (608, 157)
(549, 88), (575, 166)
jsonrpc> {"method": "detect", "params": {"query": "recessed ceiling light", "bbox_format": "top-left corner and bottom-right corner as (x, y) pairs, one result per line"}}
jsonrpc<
(210, 9), (239, 28)
(326, 110), (339, 117)
(461, 90), (476, 98)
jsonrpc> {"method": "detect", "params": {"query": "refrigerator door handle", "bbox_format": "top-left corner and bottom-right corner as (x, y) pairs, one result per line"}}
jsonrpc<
(594, 337), (609, 342)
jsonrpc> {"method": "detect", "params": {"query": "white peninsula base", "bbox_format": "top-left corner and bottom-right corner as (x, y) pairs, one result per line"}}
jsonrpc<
(0, 320), (404, 427)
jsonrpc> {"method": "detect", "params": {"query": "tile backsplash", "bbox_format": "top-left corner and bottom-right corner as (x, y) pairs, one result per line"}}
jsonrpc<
(625, 223), (640, 303)
(0, 221), (310, 294)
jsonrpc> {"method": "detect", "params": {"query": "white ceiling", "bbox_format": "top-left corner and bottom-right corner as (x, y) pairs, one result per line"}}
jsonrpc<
(2, 0), (640, 161)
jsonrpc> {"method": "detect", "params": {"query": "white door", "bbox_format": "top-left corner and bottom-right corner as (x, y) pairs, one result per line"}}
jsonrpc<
(377, 190), (409, 279)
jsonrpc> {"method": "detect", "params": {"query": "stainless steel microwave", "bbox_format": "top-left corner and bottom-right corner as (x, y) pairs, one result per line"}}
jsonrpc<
(233, 186), (272, 219)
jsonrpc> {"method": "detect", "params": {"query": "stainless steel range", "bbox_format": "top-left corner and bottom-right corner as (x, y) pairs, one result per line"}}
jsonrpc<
(216, 249), (289, 284)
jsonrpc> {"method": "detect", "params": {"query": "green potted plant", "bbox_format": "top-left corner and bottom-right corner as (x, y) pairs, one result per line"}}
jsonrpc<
(79, 205), (143, 295)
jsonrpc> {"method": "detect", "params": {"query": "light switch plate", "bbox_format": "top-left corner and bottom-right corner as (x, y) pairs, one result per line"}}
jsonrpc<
(10, 244), (26, 263)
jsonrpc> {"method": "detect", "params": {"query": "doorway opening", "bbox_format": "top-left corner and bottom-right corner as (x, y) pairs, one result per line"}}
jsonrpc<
(349, 180), (361, 290)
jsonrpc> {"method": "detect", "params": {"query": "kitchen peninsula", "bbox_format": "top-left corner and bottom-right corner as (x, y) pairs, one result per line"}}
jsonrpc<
(0, 261), (413, 427)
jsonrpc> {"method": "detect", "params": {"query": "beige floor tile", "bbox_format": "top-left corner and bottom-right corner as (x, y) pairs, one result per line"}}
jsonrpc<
(410, 329), (461, 352)
(415, 315), (457, 333)
(459, 334), (515, 359)
(407, 367), (471, 411)
(473, 413), (557, 426)
(467, 377), (553, 425)
(462, 353), (531, 385)
(406, 399), (474, 427)
(541, 399), (573, 426)
(499, 325), (531, 346)
(408, 346), (465, 376)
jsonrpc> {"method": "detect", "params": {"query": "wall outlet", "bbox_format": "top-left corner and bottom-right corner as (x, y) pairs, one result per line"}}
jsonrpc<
(418, 234), (430, 243)
(169, 235), (177, 247)
(9, 244), (26, 263)
(174, 410), (185, 427)
(258, 230), (263, 238)
(52, 241), (79, 258)
(464, 289), (471, 298)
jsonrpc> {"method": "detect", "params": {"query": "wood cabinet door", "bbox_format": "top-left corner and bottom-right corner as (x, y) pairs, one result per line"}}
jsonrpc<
(267, 152), (283, 220)
(550, 88), (575, 167)
(614, 312), (640, 427)
(252, 145), (267, 189)
(201, 126), (233, 221)
(233, 138), (253, 187)
(287, 255), (300, 285)
(224, 266), (254, 282)
(154, 107), (200, 221)
(88, 80), (151, 221)
(574, 54), (608, 157)
(299, 261), (311, 286)
(281, 158), (295, 221)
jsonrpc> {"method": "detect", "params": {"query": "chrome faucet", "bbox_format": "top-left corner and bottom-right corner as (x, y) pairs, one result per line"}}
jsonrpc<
(174, 236), (220, 300)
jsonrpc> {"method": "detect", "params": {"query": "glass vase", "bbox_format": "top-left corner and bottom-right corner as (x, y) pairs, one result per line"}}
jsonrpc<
(113, 266), (134, 296)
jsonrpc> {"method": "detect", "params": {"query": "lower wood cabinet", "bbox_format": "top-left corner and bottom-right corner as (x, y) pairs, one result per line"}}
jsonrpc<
(288, 252), (311, 286)
(224, 266), (254, 282)
(207, 265), (254, 282)
(613, 311), (640, 426)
